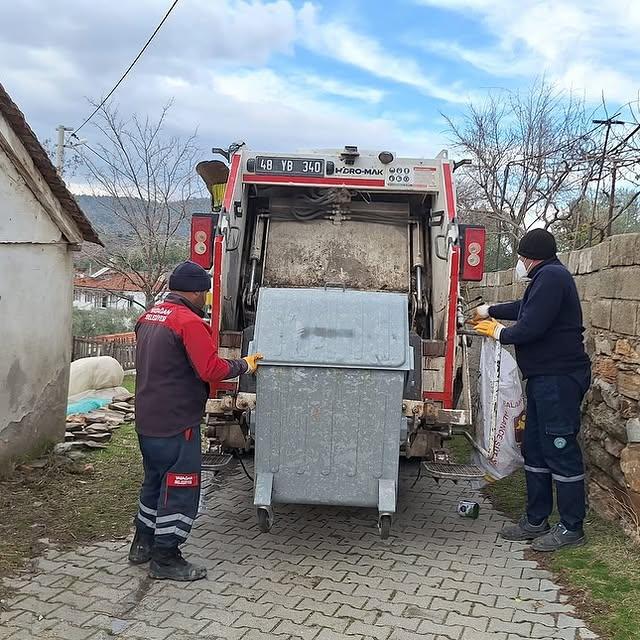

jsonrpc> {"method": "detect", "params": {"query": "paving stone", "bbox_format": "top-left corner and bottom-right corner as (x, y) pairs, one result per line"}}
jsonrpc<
(274, 619), (319, 640)
(195, 606), (242, 625)
(11, 596), (62, 617)
(446, 611), (489, 632)
(335, 603), (377, 624)
(417, 618), (463, 639)
(531, 624), (578, 640)
(297, 597), (341, 616)
(307, 611), (349, 632)
(47, 621), (95, 640)
(162, 612), (208, 634)
(234, 611), (280, 632)
(267, 604), (311, 624)
(0, 464), (598, 640)
(489, 618), (533, 636)
(376, 613), (420, 631)
(347, 620), (393, 640)
(316, 630), (363, 640)
(118, 621), (173, 639)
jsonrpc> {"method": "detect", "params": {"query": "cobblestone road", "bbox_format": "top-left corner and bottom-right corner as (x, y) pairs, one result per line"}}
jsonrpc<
(1, 461), (599, 640)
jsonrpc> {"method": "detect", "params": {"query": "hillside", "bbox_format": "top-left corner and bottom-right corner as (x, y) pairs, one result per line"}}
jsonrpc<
(74, 194), (211, 237)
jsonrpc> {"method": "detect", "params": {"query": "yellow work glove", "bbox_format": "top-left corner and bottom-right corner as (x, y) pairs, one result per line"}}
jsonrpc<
(474, 319), (505, 340)
(472, 303), (491, 325)
(243, 353), (264, 374)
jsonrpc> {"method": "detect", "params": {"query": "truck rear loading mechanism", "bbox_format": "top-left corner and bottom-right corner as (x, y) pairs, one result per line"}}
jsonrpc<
(191, 145), (487, 538)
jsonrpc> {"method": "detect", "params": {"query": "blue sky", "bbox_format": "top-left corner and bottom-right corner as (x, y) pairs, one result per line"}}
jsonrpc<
(1, 0), (639, 192)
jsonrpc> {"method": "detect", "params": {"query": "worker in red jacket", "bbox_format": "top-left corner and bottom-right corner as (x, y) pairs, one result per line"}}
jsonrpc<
(128, 261), (262, 581)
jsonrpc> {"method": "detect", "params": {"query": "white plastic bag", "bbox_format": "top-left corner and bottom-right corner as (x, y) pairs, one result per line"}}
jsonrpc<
(68, 356), (124, 397)
(473, 339), (525, 480)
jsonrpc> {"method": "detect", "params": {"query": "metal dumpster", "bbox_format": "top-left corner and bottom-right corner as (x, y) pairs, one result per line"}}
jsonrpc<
(250, 287), (412, 537)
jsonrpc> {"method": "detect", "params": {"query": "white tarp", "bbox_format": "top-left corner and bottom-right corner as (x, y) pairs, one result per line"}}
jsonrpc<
(68, 356), (124, 397)
(474, 339), (525, 480)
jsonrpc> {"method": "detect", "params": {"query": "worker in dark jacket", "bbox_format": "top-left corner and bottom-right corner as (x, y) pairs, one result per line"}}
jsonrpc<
(128, 261), (262, 580)
(474, 229), (591, 551)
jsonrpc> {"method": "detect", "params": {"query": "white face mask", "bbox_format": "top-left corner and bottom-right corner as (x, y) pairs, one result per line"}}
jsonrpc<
(515, 259), (529, 281)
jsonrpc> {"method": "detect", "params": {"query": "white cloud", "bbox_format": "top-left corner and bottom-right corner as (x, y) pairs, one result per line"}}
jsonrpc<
(414, 0), (640, 103)
(0, 0), (454, 171)
(165, 68), (447, 156)
(297, 75), (385, 104)
(297, 4), (470, 103)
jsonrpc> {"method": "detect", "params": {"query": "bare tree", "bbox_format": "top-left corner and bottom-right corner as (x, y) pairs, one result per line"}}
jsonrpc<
(445, 79), (599, 244)
(80, 102), (199, 308)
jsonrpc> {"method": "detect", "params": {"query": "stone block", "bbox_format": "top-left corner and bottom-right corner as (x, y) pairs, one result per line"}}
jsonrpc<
(616, 267), (640, 300)
(498, 269), (513, 286)
(578, 247), (593, 274)
(588, 441), (618, 475)
(595, 337), (613, 355)
(582, 303), (592, 332)
(593, 356), (617, 383)
(604, 436), (625, 458)
(585, 401), (628, 442)
(567, 251), (580, 274)
(584, 328), (594, 355)
(610, 300), (639, 335)
(582, 273), (600, 302)
(588, 474), (623, 520)
(615, 339), (640, 364)
(609, 233), (640, 266)
(591, 238), (610, 271)
(618, 371), (640, 401)
(557, 251), (569, 266)
(591, 300), (612, 330)
(620, 398), (639, 419)
(574, 275), (586, 300)
(594, 377), (620, 410)
(486, 272), (499, 287)
(620, 444), (640, 493)
(583, 419), (607, 444)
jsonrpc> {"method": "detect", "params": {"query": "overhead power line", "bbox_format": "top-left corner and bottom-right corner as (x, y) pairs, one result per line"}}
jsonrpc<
(73, 0), (180, 135)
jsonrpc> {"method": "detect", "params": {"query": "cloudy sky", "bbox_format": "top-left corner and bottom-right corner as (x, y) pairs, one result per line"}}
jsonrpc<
(1, 0), (639, 187)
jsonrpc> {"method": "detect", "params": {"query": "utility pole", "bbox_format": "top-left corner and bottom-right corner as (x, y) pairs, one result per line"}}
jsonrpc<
(55, 125), (74, 175)
(589, 117), (625, 244)
(606, 159), (618, 238)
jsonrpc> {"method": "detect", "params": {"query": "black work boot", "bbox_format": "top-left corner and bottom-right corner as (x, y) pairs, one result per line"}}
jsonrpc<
(128, 530), (153, 564)
(531, 523), (586, 552)
(500, 515), (551, 541)
(149, 548), (207, 581)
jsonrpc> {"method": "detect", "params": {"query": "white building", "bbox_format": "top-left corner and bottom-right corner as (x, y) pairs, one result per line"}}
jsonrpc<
(73, 268), (146, 311)
(0, 83), (101, 472)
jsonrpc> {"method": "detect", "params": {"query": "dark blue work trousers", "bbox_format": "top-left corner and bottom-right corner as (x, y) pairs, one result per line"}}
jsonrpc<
(135, 428), (201, 549)
(524, 371), (590, 532)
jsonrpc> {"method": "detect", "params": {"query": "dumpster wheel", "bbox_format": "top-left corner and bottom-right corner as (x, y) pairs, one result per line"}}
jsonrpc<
(378, 515), (392, 540)
(257, 508), (272, 533)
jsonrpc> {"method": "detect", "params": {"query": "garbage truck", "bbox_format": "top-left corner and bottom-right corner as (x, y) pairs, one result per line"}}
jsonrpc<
(191, 145), (487, 537)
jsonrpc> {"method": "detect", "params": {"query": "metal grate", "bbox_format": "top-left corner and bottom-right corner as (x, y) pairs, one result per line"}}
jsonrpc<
(202, 453), (233, 470)
(422, 461), (485, 480)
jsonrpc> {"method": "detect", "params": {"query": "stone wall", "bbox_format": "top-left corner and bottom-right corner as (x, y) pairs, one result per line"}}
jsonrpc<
(469, 233), (640, 523)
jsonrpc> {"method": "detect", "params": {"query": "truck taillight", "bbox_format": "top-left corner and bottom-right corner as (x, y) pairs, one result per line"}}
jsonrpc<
(190, 214), (217, 269)
(459, 225), (486, 282)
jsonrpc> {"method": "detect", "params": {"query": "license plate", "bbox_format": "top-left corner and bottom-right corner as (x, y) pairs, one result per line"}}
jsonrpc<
(255, 156), (325, 177)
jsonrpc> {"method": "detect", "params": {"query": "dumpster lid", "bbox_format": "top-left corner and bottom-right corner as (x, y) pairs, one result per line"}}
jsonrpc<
(252, 287), (411, 370)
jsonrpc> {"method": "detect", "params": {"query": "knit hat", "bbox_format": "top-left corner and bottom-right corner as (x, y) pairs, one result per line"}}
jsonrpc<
(517, 229), (557, 260)
(168, 261), (211, 292)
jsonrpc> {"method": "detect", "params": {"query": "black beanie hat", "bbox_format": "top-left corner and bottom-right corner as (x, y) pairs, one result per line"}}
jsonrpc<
(168, 261), (211, 292)
(517, 229), (557, 260)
